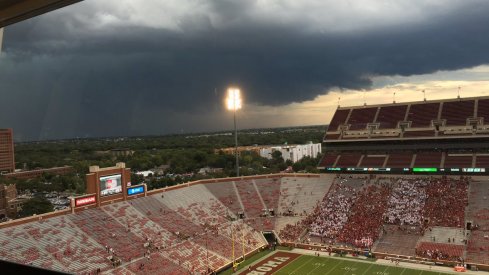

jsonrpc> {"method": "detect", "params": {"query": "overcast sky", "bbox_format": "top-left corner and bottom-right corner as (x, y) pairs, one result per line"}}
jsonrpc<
(1, 0), (489, 141)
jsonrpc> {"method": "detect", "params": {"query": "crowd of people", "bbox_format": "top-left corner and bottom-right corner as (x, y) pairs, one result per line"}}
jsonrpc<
(309, 182), (358, 240)
(337, 184), (391, 248)
(384, 178), (427, 226)
(422, 177), (469, 228)
(279, 213), (318, 242)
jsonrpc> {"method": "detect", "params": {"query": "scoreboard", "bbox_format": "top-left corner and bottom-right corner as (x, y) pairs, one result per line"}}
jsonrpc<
(325, 167), (487, 175)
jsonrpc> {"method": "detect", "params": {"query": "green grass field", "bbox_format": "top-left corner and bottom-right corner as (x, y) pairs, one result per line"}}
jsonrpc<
(274, 255), (449, 275)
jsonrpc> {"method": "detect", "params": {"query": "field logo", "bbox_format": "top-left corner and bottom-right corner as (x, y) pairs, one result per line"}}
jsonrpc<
(246, 256), (290, 275)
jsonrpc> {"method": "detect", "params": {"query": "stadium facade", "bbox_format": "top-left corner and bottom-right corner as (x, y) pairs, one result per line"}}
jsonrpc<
(319, 95), (489, 175)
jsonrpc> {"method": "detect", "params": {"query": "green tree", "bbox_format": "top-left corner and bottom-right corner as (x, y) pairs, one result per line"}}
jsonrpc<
(18, 197), (54, 218)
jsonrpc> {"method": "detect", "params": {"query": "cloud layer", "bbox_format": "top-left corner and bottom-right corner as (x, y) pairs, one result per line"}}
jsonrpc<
(1, 0), (489, 140)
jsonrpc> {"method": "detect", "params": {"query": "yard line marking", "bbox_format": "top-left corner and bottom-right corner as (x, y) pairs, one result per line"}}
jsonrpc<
(399, 267), (407, 275)
(339, 260), (359, 275)
(305, 257), (331, 275)
(289, 256), (315, 275)
(323, 259), (344, 275)
(360, 263), (373, 275)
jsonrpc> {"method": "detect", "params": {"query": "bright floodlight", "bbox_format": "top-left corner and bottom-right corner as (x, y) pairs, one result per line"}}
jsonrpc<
(226, 88), (242, 111)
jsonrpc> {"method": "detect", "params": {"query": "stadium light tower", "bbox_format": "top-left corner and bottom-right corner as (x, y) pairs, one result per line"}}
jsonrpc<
(226, 88), (242, 177)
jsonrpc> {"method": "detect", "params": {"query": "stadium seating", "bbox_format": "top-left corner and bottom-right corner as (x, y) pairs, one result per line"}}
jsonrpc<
(423, 177), (468, 228)
(466, 231), (489, 265)
(235, 180), (265, 218)
(308, 177), (362, 241)
(466, 178), (489, 265)
(475, 155), (489, 167)
(441, 100), (475, 126)
(359, 155), (386, 167)
(0, 174), (482, 273)
(385, 152), (413, 168)
(205, 181), (243, 216)
(407, 103), (440, 127)
(118, 252), (189, 275)
(317, 153), (338, 167)
(335, 153), (362, 167)
(69, 209), (145, 262)
(327, 109), (350, 132)
(443, 154), (473, 168)
(347, 107), (377, 130)
(337, 184), (390, 247)
(376, 105), (407, 129)
(384, 178), (426, 226)
(477, 99), (489, 122)
(416, 242), (464, 261)
(254, 178), (281, 214)
(413, 152), (442, 167)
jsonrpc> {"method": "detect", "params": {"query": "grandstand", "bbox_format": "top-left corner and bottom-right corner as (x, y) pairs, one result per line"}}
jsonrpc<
(2, 96), (489, 274)
(314, 95), (489, 269)
(0, 175), (332, 274)
(319, 96), (489, 173)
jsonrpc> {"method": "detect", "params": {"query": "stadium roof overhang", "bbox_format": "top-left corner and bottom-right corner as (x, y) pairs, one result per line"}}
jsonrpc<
(0, 0), (82, 28)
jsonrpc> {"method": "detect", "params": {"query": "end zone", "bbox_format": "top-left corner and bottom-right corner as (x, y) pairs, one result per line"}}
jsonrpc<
(242, 251), (300, 275)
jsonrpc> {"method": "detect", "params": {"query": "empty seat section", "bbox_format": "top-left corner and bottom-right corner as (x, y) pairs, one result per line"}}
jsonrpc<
(377, 105), (407, 129)
(476, 155), (489, 167)
(441, 100), (475, 126)
(359, 156), (386, 167)
(407, 103), (440, 127)
(347, 107), (377, 130)
(414, 152), (442, 167)
(385, 153), (413, 168)
(318, 154), (338, 167)
(444, 155), (473, 168)
(327, 109), (350, 132)
(335, 153), (362, 167)
(477, 99), (489, 122)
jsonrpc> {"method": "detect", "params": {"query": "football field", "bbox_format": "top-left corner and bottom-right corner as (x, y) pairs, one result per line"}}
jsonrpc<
(244, 252), (452, 275)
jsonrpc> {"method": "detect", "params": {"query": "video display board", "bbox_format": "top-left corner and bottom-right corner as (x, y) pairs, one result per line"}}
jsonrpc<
(100, 174), (122, 196)
(325, 167), (488, 175)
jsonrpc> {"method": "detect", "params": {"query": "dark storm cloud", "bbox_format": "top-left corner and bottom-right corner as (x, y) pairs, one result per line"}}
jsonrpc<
(1, 1), (489, 140)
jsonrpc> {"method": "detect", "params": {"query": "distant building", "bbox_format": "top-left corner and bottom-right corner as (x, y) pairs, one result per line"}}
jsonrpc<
(259, 142), (322, 163)
(216, 145), (264, 156)
(95, 148), (135, 157)
(151, 165), (170, 175)
(0, 128), (15, 174)
(136, 170), (154, 177)
(218, 142), (322, 163)
(198, 167), (224, 175)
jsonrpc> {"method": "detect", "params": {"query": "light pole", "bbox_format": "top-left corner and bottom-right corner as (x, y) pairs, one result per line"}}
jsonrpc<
(226, 88), (242, 177)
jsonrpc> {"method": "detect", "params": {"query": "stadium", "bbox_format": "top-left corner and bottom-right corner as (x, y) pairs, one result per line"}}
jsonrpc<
(1, 95), (489, 274)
